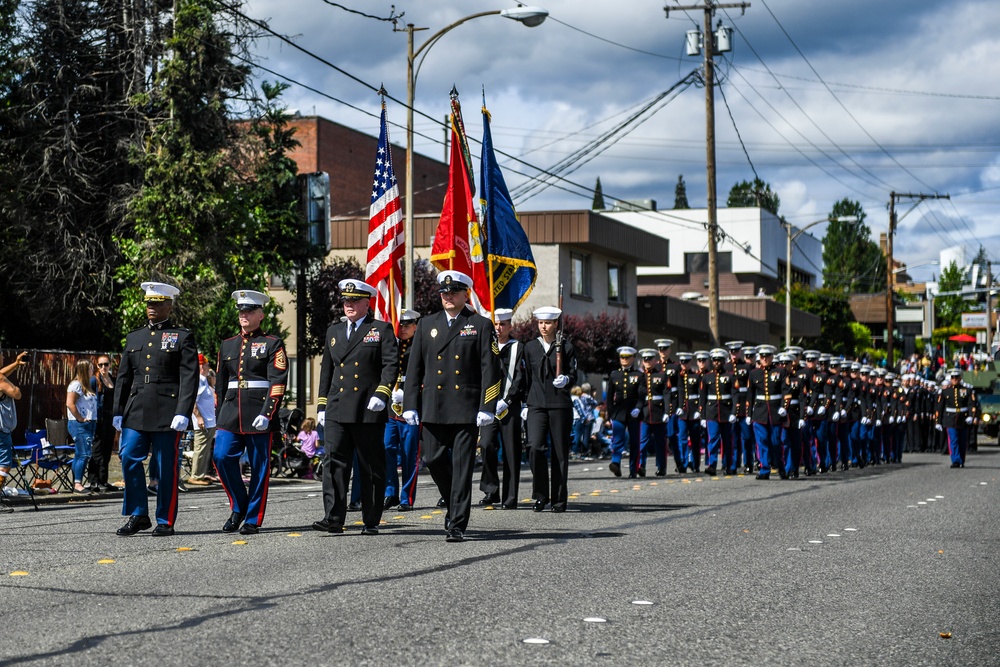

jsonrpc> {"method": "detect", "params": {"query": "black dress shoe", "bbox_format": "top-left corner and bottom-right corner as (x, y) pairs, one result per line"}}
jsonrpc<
(755, 473), (770, 480)
(608, 462), (622, 477)
(950, 462), (961, 468)
(743, 466), (753, 474)
(705, 467), (717, 476)
(445, 528), (464, 542)
(116, 515), (153, 536)
(532, 499), (547, 512)
(383, 496), (399, 511)
(501, 502), (517, 510)
(238, 523), (258, 535)
(347, 501), (362, 511)
(478, 494), (501, 506)
(361, 526), (379, 535)
(436, 497), (447, 508)
(222, 512), (245, 533)
(397, 504), (412, 512)
(628, 473), (637, 479)
(637, 465), (646, 477)
(151, 524), (174, 536)
(655, 468), (666, 477)
(551, 505), (566, 513)
(311, 518), (344, 533)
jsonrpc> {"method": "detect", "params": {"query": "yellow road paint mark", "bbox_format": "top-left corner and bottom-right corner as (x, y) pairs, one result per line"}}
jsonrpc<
(420, 515), (434, 519)
(938, 550), (944, 554)
(393, 515), (406, 520)
(98, 559), (116, 564)
(231, 541), (247, 545)
(9, 571), (29, 576)
(287, 533), (302, 537)
(522, 498), (533, 503)
(742, 529), (750, 533)
(695, 478), (704, 482)
(484, 506), (495, 510)
(589, 492), (601, 496)
(353, 521), (364, 526)
(649, 482), (658, 486)
(711, 477), (720, 480)
(431, 510), (443, 515)
(682, 480), (691, 484)
(176, 547), (193, 552)
(610, 490), (620, 494)
(939, 632), (952, 639)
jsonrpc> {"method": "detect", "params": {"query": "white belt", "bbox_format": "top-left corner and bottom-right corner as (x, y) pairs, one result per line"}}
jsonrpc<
(945, 407), (969, 413)
(789, 400), (799, 405)
(228, 380), (270, 389)
(764, 397), (781, 401)
(671, 388), (678, 392)
(739, 388), (748, 392)
(649, 397), (663, 401)
(707, 395), (732, 400)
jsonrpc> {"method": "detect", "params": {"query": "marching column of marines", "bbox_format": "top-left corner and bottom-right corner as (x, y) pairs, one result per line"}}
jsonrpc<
(107, 277), (982, 538)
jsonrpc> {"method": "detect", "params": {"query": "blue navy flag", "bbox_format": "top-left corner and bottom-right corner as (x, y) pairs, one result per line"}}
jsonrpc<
(480, 104), (536, 312)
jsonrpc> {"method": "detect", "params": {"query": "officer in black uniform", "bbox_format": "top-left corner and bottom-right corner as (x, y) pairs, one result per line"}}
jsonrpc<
(934, 368), (977, 468)
(113, 281), (199, 536)
(384, 309), (421, 511)
(523, 306), (578, 512)
(313, 280), (398, 535)
(403, 270), (501, 541)
(478, 307), (526, 509)
(656, 339), (684, 474)
(700, 348), (738, 476)
(213, 290), (288, 535)
(607, 346), (642, 478)
(745, 345), (786, 480)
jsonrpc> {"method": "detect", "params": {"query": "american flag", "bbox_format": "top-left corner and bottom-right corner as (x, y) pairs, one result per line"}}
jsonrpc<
(365, 101), (404, 329)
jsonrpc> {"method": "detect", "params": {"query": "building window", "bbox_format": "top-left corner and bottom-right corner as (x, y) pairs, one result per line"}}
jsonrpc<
(284, 357), (311, 405)
(684, 251), (731, 273)
(608, 263), (625, 303)
(269, 273), (295, 290)
(571, 252), (591, 298)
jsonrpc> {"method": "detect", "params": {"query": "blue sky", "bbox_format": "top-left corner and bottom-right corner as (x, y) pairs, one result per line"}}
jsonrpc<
(244, 0), (1000, 282)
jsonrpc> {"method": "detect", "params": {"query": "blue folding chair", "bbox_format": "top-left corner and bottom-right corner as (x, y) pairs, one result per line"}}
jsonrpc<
(8, 432), (41, 510)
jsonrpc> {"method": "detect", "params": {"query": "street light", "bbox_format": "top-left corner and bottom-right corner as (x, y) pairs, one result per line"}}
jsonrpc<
(783, 215), (857, 346)
(402, 6), (548, 310)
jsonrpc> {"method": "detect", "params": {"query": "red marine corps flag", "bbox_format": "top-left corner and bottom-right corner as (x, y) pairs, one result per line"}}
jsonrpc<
(365, 89), (404, 330)
(431, 87), (491, 315)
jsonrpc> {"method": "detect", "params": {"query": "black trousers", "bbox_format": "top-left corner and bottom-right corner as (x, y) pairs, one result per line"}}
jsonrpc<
(479, 402), (523, 505)
(527, 406), (572, 510)
(322, 422), (386, 529)
(422, 422), (477, 532)
(88, 416), (115, 486)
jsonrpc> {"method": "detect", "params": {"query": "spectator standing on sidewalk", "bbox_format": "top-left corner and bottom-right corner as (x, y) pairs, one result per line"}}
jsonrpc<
(187, 353), (217, 486)
(88, 355), (118, 493)
(66, 359), (98, 494)
(0, 352), (27, 511)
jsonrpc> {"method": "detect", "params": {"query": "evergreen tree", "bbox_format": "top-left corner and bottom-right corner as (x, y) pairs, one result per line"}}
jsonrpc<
(935, 261), (973, 329)
(673, 174), (689, 209)
(727, 177), (779, 215)
(821, 198), (886, 293)
(592, 177), (605, 210)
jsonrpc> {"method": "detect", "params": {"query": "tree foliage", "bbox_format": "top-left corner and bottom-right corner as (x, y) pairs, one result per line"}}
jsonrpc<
(821, 198), (885, 294)
(727, 177), (779, 215)
(934, 260), (973, 329)
(775, 284), (859, 356)
(511, 311), (635, 376)
(673, 174), (689, 209)
(592, 177), (605, 210)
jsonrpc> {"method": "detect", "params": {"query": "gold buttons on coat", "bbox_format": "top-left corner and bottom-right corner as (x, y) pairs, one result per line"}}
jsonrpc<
(455, 385), (460, 390)
(455, 355), (460, 360)
(145, 367), (150, 371)
(437, 370), (443, 375)
(148, 342), (152, 347)
(437, 355), (442, 360)
(455, 370), (460, 375)
(146, 355), (151, 359)
(437, 385), (443, 390)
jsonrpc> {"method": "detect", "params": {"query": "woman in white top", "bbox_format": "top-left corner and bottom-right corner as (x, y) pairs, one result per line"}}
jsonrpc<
(66, 359), (98, 494)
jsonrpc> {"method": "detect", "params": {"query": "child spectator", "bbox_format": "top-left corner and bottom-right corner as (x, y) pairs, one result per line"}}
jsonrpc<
(297, 417), (320, 479)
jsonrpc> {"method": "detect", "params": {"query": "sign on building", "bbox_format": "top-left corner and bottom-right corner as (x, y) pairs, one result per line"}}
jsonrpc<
(961, 313), (988, 329)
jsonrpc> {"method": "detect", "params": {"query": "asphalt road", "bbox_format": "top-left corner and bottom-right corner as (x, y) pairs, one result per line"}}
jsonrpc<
(2, 449), (999, 667)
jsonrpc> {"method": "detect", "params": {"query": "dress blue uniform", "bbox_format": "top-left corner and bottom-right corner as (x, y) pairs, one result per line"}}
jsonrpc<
(700, 350), (737, 475)
(213, 290), (288, 533)
(637, 350), (669, 476)
(113, 282), (199, 535)
(608, 347), (642, 478)
(746, 346), (786, 480)
(935, 371), (977, 467)
(676, 353), (703, 473)
(656, 340), (684, 474)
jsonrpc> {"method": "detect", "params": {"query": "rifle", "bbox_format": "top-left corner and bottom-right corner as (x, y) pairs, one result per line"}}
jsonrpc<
(555, 283), (564, 378)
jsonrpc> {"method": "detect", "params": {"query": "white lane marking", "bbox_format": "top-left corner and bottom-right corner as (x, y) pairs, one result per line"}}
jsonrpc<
(523, 638), (550, 645)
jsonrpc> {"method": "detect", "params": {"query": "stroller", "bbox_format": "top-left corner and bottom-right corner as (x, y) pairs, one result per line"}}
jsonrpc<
(270, 407), (312, 478)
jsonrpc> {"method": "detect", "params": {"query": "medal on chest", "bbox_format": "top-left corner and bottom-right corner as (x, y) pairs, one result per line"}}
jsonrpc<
(161, 332), (178, 350)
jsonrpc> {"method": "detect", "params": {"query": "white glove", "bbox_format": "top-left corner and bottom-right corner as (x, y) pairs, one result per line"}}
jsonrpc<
(935, 423), (943, 432)
(496, 399), (509, 417)
(728, 414), (737, 423)
(745, 417), (751, 425)
(676, 408), (684, 417)
(112, 416), (123, 432)
(699, 419), (707, 428)
(663, 414), (670, 423)
(965, 416), (973, 425)
(402, 410), (420, 426)
(888, 416), (894, 424)
(251, 415), (269, 431)
(778, 407), (787, 417)
(170, 415), (189, 432)
(630, 408), (640, 419)
(832, 411), (841, 422)
(901, 416), (906, 423)
(552, 375), (569, 389)
(317, 411), (326, 427)
(806, 406), (814, 415)
(520, 406), (528, 421)
(391, 389), (404, 404)
(367, 396), (386, 412)
(818, 405), (826, 416)
(476, 411), (494, 427)
(798, 419), (806, 429)
(876, 419), (882, 427)
(693, 411), (701, 420)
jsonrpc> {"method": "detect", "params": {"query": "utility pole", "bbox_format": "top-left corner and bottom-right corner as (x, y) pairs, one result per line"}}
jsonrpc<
(887, 191), (949, 365)
(668, 1), (749, 346)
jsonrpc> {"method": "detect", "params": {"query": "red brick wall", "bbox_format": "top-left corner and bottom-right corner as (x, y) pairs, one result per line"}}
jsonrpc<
(288, 116), (449, 218)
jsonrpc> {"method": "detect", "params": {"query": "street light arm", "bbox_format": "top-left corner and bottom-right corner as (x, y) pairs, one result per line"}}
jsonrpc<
(412, 11), (501, 79)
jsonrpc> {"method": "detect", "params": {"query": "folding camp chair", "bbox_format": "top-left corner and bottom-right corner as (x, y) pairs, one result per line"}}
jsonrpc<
(7, 435), (40, 510)
(40, 419), (75, 492)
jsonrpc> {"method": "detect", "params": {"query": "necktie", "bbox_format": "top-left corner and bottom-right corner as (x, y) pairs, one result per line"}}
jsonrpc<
(348, 322), (356, 339)
(448, 318), (453, 328)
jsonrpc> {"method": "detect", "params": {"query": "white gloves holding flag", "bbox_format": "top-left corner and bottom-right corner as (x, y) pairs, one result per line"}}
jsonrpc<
(552, 375), (569, 389)
(496, 399), (509, 417)
(476, 411), (494, 427)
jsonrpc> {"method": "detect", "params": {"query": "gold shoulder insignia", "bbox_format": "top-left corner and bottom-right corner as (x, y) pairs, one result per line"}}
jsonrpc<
(275, 348), (287, 370)
(492, 340), (500, 356)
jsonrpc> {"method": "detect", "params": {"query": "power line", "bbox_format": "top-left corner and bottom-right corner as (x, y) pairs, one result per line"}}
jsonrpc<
(548, 17), (682, 61)
(716, 77), (759, 182)
(737, 66), (1000, 101)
